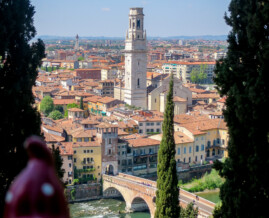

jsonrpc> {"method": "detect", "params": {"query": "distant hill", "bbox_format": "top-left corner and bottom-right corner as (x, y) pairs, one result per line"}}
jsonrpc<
(36, 35), (227, 41)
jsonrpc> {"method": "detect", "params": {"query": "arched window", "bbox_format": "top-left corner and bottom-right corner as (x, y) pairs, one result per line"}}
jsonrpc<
(137, 19), (140, 29)
(137, 78), (140, 87)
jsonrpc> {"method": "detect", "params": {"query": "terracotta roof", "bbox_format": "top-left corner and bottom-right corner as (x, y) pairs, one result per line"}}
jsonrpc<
(42, 124), (63, 133)
(68, 108), (84, 112)
(173, 96), (187, 102)
(43, 131), (65, 143)
(72, 129), (96, 138)
(128, 138), (160, 147)
(58, 142), (73, 156)
(53, 99), (77, 105)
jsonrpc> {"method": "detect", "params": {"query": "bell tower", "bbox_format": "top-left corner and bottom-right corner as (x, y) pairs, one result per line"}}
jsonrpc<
(124, 8), (147, 109)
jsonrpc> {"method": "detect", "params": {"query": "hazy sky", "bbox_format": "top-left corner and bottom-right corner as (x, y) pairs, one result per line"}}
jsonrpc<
(31, 0), (231, 37)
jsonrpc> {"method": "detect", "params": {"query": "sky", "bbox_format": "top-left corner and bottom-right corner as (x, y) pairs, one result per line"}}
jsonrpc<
(31, 0), (231, 37)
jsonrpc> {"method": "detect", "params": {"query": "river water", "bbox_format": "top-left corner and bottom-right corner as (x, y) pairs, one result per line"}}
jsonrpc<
(69, 191), (220, 217)
(69, 199), (150, 218)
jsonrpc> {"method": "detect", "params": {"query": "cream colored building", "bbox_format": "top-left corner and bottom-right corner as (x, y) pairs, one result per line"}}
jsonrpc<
(148, 76), (192, 113)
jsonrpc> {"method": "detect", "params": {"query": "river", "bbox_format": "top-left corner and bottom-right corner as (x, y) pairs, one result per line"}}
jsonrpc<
(69, 191), (220, 217)
(69, 199), (150, 218)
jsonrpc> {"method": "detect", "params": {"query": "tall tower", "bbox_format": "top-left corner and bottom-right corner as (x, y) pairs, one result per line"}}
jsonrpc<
(74, 34), (79, 50)
(124, 8), (147, 109)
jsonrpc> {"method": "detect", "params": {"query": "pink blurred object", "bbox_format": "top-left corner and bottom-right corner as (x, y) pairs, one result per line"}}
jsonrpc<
(4, 136), (70, 218)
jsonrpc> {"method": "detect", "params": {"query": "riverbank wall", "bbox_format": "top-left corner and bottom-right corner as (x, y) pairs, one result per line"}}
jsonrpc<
(138, 164), (213, 183)
(66, 183), (102, 203)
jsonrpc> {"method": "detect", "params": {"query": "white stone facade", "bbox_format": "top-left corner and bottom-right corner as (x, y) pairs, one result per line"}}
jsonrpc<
(124, 8), (147, 109)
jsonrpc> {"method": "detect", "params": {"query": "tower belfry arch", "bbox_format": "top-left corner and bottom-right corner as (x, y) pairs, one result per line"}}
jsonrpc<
(124, 8), (147, 109)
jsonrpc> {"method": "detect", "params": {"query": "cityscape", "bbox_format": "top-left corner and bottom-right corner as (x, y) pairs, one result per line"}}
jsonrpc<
(1, 0), (268, 218)
(37, 7), (226, 217)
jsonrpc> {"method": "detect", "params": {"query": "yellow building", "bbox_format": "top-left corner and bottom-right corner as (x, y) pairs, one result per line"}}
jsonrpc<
(174, 116), (228, 161)
(72, 141), (102, 182)
(116, 120), (139, 134)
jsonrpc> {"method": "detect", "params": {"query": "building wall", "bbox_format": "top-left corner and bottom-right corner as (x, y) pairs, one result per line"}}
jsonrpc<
(73, 146), (102, 181)
(62, 155), (74, 184)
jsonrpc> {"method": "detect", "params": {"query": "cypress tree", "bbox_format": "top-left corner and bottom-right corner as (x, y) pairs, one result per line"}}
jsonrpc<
(0, 0), (45, 214)
(214, 0), (269, 217)
(155, 75), (179, 218)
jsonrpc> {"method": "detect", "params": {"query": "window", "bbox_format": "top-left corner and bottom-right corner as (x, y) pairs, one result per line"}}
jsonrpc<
(156, 129), (160, 132)
(177, 159), (180, 163)
(87, 158), (90, 162)
(151, 129), (154, 132)
(146, 122), (150, 126)
(177, 148), (180, 155)
(189, 146), (192, 153)
(196, 146), (199, 152)
(83, 150), (86, 153)
(201, 155), (203, 160)
(84, 138), (89, 142)
(189, 157), (191, 163)
(108, 149), (112, 155)
(184, 147), (186, 154)
(74, 158), (76, 163)
(122, 151), (125, 155)
(222, 139), (225, 145)
(137, 78), (140, 88)
(207, 141), (211, 147)
(91, 150), (93, 153)
(69, 163), (72, 168)
(137, 19), (140, 29)
(139, 129), (143, 133)
(68, 156), (72, 160)
(196, 137), (198, 141)
(139, 123), (143, 126)
(146, 129), (150, 132)
(87, 150), (89, 153)
(77, 138), (82, 142)
(201, 144), (204, 151)
(151, 122), (154, 126)
(184, 158), (186, 163)
(195, 156), (197, 162)
(118, 160), (120, 165)
(74, 150), (76, 154)
(156, 122), (161, 126)
(109, 138), (112, 144)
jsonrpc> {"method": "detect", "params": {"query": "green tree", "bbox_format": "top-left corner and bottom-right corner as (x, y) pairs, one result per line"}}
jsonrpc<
(190, 64), (207, 84)
(78, 56), (84, 61)
(48, 110), (64, 120)
(64, 103), (79, 117)
(80, 96), (84, 110)
(0, 0), (45, 214)
(54, 105), (64, 114)
(51, 144), (65, 184)
(213, 1), (269, 217)
(180, 202), (198, 218)
(40, 96), (54, 116)
(155, 75), (180, 217)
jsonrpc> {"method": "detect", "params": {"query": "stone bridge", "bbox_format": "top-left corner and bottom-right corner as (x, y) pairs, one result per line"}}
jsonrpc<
(103, 173), (215, 218)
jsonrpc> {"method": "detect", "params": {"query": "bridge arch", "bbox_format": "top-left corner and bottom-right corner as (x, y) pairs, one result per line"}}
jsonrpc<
(103, 187), (127, 203)
(130, 194), (155, 217)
